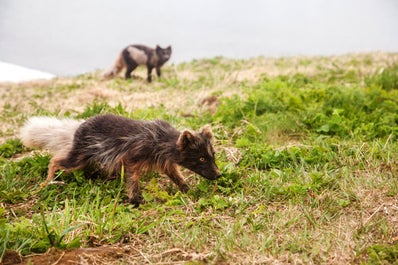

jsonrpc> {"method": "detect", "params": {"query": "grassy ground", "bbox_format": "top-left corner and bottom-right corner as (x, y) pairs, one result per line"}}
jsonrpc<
(0, 52), (398, 264)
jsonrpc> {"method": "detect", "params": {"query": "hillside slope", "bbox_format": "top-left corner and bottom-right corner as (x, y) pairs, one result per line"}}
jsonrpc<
(1, 52), (398, 264)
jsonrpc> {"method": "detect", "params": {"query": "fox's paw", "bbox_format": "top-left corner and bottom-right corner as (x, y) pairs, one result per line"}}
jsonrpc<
(180, 183), (189, 193)
(40, 180), (64, 187)
(40, 181), (49, 188)
(129, 195), (144, 208)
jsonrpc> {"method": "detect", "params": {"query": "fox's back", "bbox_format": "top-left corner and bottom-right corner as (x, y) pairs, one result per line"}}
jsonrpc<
(76, 114), (177, 139)
(71, 114), (180, 164)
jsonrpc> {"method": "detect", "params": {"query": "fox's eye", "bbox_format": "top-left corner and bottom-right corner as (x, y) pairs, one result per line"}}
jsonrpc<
(199, 157), (206, 163)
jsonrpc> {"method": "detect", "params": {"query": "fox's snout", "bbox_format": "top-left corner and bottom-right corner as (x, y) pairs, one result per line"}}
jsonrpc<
(202, 165), (222, 180)
(215, 168), (222, 179)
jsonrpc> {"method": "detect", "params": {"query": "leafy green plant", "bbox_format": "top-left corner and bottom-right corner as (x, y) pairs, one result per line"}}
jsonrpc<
(366, 64), (398, 91)
(76, 101), (125, 118)
(40, 209), (83, 249)
(0, 139), (24, 158)
(364, 243), (398, 264)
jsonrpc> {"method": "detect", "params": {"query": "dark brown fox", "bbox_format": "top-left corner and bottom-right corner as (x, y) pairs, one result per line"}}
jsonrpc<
(104, 44), (172, 82)
(20, 114), (221, 206)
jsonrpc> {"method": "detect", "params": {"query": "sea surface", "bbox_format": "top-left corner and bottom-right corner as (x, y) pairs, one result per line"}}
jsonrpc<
(0, 0), (397, 76)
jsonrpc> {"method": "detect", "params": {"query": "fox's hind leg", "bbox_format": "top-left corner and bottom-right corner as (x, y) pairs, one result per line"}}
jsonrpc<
(125, 168), (143, 207)
(46, 156), (63, 183)
(40, 156), (64, 187)
(122, 49), (138, 79)
(41, 155), (86, 187)
(125, 63), (138, 79)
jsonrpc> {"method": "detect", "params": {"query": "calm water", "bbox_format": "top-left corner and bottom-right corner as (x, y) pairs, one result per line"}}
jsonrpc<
(0, 0), (397, 76)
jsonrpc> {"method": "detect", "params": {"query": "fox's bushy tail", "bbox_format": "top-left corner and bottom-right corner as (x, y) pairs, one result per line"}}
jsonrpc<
(20, 116), (83, 157)
(103, 52), (125, 78)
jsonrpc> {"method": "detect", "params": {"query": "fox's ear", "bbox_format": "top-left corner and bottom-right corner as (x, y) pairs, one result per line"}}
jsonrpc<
(177, 130), (195, 151)
(201, 125), (214, 141)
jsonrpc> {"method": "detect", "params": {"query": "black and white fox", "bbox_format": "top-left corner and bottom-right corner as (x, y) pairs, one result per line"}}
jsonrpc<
(104, 44), (172, 82)
(20, 114), (221, 206)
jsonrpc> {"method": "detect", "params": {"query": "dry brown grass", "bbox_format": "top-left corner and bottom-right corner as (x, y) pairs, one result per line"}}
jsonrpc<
(1, 51), (396, 144)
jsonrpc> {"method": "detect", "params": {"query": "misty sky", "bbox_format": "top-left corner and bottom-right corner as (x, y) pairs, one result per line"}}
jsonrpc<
(0, 0), (397, 75)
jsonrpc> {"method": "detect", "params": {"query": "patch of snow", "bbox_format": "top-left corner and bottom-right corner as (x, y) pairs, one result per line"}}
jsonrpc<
(0, 61), (55, 83)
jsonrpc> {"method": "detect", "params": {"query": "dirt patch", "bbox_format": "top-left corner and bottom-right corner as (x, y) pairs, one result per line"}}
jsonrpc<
(2, 245), (212, 265)
(3, 245), (135, 265)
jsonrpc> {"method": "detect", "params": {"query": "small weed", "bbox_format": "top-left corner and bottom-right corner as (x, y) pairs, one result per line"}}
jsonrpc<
(0, 139), (23, 158)
(363, 243), (398, 264)
(366, 64), (398, 91)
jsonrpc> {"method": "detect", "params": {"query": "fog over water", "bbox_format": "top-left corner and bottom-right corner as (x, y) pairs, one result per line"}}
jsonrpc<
(0, 0), (397, 76)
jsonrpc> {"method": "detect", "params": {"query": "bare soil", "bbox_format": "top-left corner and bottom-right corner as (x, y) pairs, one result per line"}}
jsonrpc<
(3, 244), (210, 265)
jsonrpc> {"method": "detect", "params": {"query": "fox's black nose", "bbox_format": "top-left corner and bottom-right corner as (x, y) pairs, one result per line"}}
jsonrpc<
(215, 170), (222, 179)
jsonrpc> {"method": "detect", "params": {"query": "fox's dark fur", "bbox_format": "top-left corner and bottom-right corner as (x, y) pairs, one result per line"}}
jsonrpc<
(104, 44), (172, 82)
(20, 114), (220, 206)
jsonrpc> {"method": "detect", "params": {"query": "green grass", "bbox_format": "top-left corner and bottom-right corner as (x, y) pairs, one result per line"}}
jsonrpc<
(0, 53), (398, 264)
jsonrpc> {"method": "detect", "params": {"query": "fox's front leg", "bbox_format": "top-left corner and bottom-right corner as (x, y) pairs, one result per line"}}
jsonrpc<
(165, 164), (189, 193)
(125, 170), (142, 207)
(156, 66), (161, 78)
(146, 65), (153, 82)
